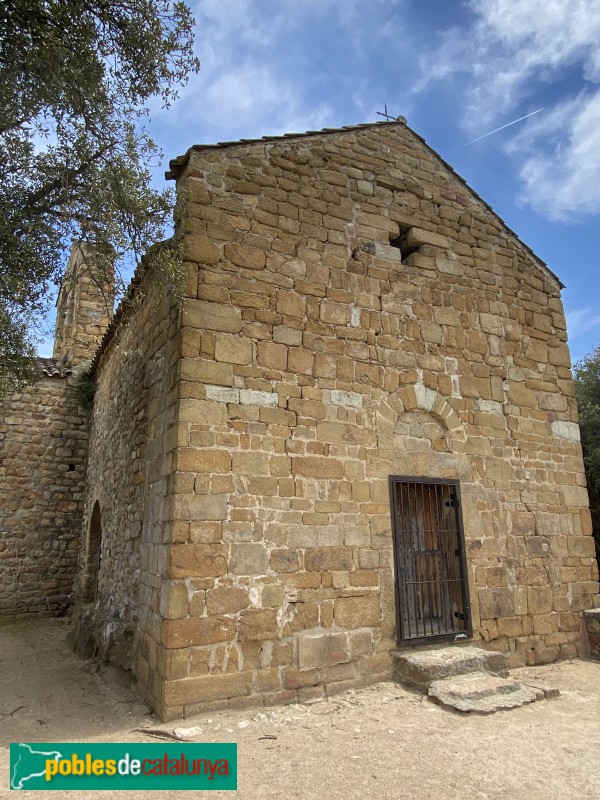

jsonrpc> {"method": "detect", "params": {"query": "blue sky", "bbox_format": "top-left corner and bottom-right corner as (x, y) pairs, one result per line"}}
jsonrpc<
(44, 0), (600, 363)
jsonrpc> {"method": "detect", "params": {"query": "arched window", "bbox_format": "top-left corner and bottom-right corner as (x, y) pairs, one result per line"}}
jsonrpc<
(84, 501), (103, 602)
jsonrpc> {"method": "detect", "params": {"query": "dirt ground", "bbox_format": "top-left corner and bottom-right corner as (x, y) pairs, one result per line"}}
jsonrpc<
(1, 619), (599, 799)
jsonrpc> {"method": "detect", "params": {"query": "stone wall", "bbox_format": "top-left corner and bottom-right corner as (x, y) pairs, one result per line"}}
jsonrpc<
(583, 608), (600, 658)
(0, 366), (88, 617)
(76, 273), (181, 707)
(151, 120), (599, 718)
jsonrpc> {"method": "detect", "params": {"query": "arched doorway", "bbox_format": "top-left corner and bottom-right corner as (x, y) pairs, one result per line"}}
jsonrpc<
(84, 501), (102, 602)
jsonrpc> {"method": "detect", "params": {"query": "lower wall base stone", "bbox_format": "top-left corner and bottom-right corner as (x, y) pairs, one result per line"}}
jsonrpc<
(138, 627), (593, 721)
(226, 695), (263, 711)
(559, 643), (580, 660)
(297, 685), (326, 702)
(261, 689), (298, 707)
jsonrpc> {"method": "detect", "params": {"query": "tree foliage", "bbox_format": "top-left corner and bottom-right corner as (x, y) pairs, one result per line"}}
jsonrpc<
(573, 346), (600, 559)
(0, 0), (200, 392)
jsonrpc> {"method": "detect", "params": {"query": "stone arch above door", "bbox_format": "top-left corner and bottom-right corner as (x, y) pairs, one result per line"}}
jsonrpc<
(377, 384), (466, 454)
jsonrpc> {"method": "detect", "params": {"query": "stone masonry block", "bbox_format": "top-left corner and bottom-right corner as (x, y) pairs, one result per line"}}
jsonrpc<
(180, 359), (233, 386)
(292, 456), (344, 479)
(179, 399), (229, 425)
(316, 421), (374, 446)
(320, 300), (350, 325)
(276, 289), (305, 318)
(287, 348), (313, 375)
(183, 298), (242, 333)
(404, 227), (449, 249)
(568, 536), (596, 558)
(176, 449), (231, 473)
(257, 342), (288, 370)
(273, 326), (303, 346)
(224, 243), (266, 270)
(162, 615), (234, 648)
(304, 547), (353, 571)
(298, 632), (350, 670)
(262, 584), (285, 607)
(232, 451), (270, 475)
(562, 486), (590, 507)
(239, 389), (279, 408)
(334, 596), (381, 628)
(214, 335), (252, 365)
(172, 494), (228, 522)
(478, 588), (515, 619)
(206, 586), (250, 615)
(163, 672), (253, 706)
(231, 543), (269, 575)
(528, 586), (553, 615)
(330, 390), (363, 408)
(508, 383), (537, 408)
(270, 549), (301, 573)
(159, 581), (190, 620)
(551, 421), (581, 442)
(183, 235), (220, 265)
(239, 608), (279, 640)
(168, 543), (228, 578)
(204, 386), (240, 403)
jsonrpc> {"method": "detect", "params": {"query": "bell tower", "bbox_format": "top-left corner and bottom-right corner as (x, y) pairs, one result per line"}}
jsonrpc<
(53, 242), (115, 366)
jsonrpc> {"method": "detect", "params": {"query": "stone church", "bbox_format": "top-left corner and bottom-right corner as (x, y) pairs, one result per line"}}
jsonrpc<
(1, 118), (598, 720)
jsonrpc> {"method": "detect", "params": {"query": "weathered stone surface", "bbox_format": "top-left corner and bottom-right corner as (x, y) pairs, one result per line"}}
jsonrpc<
(478, 588), (515, 619)
(182, 298), (242, 332)
(404, 227), (449, 249)
(303, 547), (353, 571)
(183, 235), (220, 265)
(239, 608), (279, 640)
(584, 608), (600, 658)
(270, 549), (301, 573)
(298, 632), (350, 670)
(334, 596), (381, 628)
(224, 243), (266, 270)
(230, 543), (269, 575)
(392, 646), (509, 689)
(206, 586), (250, 615)
(0, 373), (88, 618)
(172, 494), (228, 522)
(160, 581), (190, 619)
(330, 390), (363, 408)
(291, 456), (344, 479)
(239, 389), (278, 407)
(162, 616), (235, 648)
(164, 672), (252, 706)
(214, 335), (252, 365)
(428, 672), (542, 714)
(551, 420), (581, 442)
(169, 544), (228, 578)
(518, 681), (560, 699)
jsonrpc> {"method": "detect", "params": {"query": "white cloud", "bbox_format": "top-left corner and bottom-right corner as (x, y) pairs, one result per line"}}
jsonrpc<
(203, 63), (332, 136)
(507, 91), (600, 220)
(465, 0), (600, 125)
(153, 0), (417, 154)
(567, 307), (600, 341)
(416, 0), (600, 218)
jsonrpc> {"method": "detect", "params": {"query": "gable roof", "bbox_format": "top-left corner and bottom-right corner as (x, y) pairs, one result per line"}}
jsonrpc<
(166, 118), (563, 289)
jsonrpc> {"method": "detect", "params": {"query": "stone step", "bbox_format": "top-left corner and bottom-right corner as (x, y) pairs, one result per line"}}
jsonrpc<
(392, 645), (508, 689)
(428, 671), (543, 714)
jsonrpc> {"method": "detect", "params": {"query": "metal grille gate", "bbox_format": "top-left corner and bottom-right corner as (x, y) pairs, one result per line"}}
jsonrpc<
(389, 477), (471, 644)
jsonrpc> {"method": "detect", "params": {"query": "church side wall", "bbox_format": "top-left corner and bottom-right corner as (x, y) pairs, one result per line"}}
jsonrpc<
(79, 278), (180, 705)
(0, 376), (88, 617)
